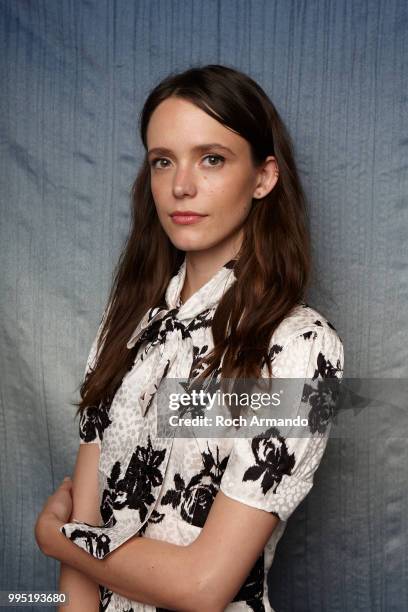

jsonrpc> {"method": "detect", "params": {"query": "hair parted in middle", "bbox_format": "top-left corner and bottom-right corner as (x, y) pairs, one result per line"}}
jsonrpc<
(75, 63), (311, 418)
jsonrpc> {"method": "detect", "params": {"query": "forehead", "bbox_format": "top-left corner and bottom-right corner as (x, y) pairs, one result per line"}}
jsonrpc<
(146, 96), (245, 150)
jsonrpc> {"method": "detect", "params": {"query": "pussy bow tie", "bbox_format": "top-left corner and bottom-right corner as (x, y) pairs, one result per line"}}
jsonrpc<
(126, 257), (237, 417)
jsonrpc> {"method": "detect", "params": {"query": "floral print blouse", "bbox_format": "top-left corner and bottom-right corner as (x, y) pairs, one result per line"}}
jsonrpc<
(60, 256), (344, 612)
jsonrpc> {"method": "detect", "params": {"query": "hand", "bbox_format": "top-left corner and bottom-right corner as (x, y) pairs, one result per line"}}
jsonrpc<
(35, 478), (73, 556)
(40, 477), (73, 523)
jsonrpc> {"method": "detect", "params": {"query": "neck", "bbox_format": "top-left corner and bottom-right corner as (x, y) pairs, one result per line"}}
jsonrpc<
(180, 241), (241, 303)
(180, 232), (244, 302)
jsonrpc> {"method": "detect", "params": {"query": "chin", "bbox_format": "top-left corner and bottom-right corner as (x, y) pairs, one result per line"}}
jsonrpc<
(165, 230), (206, 249)
(167, 234), (218, 252)
(170, 240), (209, 252)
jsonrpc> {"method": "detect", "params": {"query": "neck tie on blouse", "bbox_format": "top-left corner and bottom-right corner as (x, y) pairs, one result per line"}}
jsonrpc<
(126, 257), (237, 417)
(59, 258), (239, 560)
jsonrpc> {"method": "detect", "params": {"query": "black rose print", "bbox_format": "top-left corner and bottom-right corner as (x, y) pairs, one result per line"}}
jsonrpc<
(297, 343), (344, 433)
(99, 585), (113, 611)
(113, 436), (165, 522)
(131, 314), (164, 359)
(62, 527), (110, 559)
(186, 308), (213, 333)
(231, 551), (265, 611)
(144, 309), (192, 350)
(131, 306), (190, 359)
(100, 435), (167, 525)
(303, 378), (342, 434)
(138, 508), (165, 536)
(179, 473), (218, 527)
(139, 357), (171, 415)
(300, 329), (318, 341)
(159, 473), (185, 510)
(262, 342), (284, 369)
(79, 400), (112, 443)
(243, 427), (296, 494)
(161, 444), (230, 528)
(189, 343), (210, 380)
(313, 349), (343, 379)
(100, 460), (121, 526)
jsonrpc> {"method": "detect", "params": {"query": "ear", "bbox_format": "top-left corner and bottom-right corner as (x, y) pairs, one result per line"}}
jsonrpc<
(252, 156), (279, 199)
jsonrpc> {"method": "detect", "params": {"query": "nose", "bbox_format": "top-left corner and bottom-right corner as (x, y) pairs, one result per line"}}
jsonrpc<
(173, 165), (197, 198)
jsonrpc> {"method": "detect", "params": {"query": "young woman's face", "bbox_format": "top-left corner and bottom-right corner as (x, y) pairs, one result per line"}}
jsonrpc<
(146, 96), (272, 257)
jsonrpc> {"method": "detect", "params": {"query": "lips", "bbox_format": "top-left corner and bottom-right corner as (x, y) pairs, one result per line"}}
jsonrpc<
(170, 212), (208, 225)
(170, 210), (206, 217)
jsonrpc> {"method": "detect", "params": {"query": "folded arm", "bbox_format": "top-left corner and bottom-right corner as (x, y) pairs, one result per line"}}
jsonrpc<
(57, 443), (102, 611)
(39, 325), (342, 610)
(38, 486), (279, 611)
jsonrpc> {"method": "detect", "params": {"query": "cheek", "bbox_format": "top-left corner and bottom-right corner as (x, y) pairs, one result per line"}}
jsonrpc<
(208, 170), (255, 208)
(150, 175), (164, 199)
(214, 190), (253, 221)
(150, 178), (169, 217)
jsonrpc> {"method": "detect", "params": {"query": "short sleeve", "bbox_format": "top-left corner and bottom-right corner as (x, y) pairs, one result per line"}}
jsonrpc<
(219, 326), (344, 522)
(78, 314), (111, 449)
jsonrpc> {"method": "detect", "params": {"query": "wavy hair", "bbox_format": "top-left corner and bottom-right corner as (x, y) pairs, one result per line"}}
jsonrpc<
(75, 64), (311, 417)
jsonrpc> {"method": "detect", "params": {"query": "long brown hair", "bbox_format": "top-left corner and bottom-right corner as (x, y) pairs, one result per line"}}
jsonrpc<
(75, 64), (311, 417)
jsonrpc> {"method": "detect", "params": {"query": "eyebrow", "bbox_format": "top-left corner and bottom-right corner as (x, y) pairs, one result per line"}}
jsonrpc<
(147, 143), (236, 157)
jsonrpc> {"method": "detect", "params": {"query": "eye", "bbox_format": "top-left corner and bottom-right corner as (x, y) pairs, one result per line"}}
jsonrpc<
(149, 154), (225, 170)
(202, 154), (225, 167)
(150, 157), (171, 169)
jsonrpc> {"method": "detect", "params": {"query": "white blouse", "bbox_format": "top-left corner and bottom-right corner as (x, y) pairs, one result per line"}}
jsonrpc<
(60, 256), (344, 612)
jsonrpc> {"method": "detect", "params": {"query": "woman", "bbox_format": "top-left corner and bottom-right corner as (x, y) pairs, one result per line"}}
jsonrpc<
(35, 64), (344, 611)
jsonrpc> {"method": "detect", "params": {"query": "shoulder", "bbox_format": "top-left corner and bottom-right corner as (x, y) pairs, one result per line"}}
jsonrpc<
(271, 302), (342, 347)
(267, 302), (344, 378)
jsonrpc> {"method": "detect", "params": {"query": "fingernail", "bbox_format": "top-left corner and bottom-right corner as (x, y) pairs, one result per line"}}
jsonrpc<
(63, 476), (71, 481)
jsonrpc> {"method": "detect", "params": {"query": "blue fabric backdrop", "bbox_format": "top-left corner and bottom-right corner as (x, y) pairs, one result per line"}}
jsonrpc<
(1, 1), (407, 610)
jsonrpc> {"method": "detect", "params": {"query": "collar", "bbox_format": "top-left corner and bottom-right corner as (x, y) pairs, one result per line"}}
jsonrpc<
(165, 256), (237, 317)
(126, 256), (237, 349)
